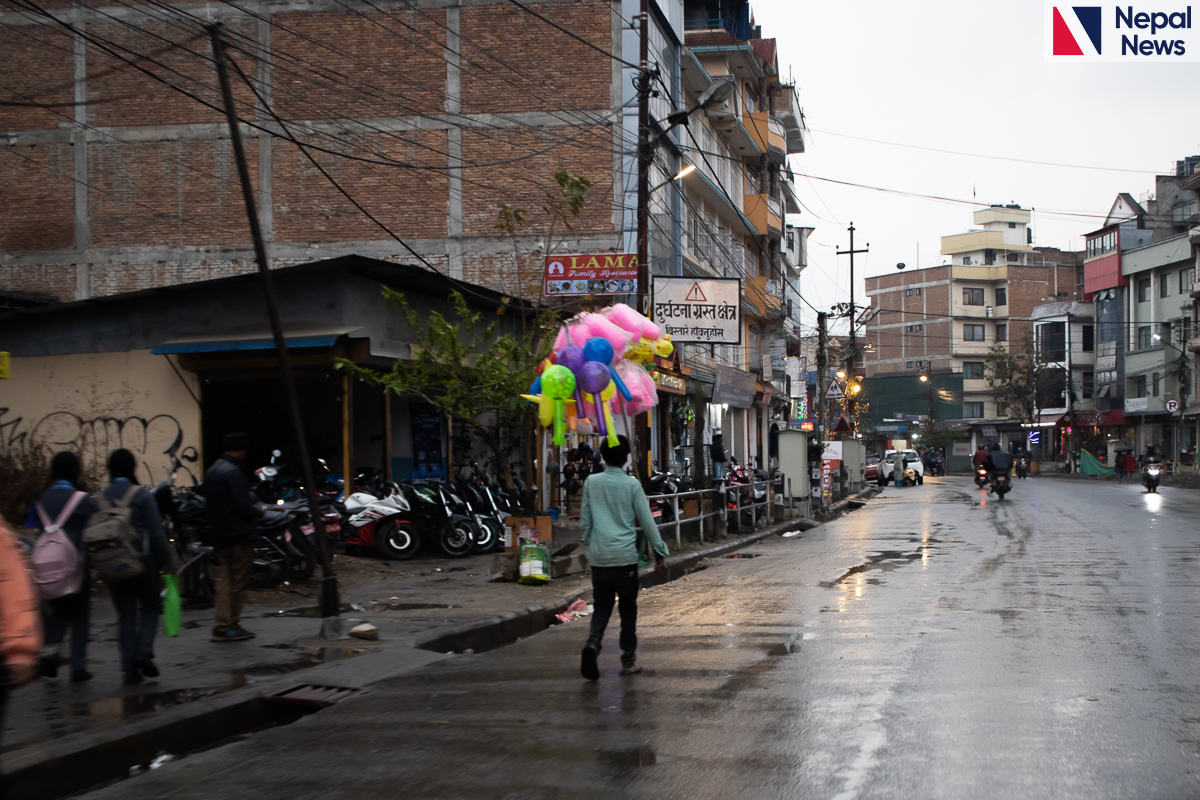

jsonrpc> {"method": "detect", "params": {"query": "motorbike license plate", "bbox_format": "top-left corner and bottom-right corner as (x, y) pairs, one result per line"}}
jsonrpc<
(302, 522), (340, 536)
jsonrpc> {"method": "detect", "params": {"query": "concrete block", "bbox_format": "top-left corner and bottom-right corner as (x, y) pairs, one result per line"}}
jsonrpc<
(551, 551), (588, 578)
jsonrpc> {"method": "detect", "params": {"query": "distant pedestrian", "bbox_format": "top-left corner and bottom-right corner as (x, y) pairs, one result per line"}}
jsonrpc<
(579, 435), (668, 680)
(710, 434), (726, 481)
(1122, 452), (1138, 479)
(204, 433), (263, 643)
(35, 451), (99, 682)
(103, 449), (179, 684)
(1115, 452), (1128, 482)
(0, 515), (41, 798)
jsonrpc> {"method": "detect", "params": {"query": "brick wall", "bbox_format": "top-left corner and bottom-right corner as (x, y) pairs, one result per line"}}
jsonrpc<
(0, 0), (621, 302)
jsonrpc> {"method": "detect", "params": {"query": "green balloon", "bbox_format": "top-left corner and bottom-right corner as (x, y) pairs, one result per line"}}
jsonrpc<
(541, 364), (576, 399)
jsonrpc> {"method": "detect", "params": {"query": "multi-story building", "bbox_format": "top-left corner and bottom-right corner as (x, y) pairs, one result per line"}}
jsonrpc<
(1031, 300), (1097, 458)
(862, 206), (1079, 423)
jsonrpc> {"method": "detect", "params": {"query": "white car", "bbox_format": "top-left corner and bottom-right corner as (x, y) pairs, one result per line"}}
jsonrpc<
(878, 449), (924, 485)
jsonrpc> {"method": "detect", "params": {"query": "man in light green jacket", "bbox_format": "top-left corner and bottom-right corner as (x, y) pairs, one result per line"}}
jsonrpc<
(579, 435), (668, 680)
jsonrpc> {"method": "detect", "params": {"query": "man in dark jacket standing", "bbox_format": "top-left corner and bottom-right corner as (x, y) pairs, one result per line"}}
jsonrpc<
(205, 433), (262, 642)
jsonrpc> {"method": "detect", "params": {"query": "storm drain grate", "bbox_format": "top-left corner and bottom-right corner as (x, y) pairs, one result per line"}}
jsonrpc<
(268, 684), (361, 709)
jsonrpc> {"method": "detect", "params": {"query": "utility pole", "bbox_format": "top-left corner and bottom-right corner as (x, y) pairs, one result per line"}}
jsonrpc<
(209, 24), (340, 634)
(633, 0), (652, 488)
(836, 223), (869, 377)
(1066, 312), (1076, 472)
(816, 312), (828, 442)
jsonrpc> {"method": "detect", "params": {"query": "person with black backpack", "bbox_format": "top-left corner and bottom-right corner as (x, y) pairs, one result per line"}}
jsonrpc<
(35, 452), (99, 682)
(100, 449), (179, 685)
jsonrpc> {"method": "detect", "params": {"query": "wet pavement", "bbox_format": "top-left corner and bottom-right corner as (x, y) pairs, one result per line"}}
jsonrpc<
(62, 477), (1200, 797)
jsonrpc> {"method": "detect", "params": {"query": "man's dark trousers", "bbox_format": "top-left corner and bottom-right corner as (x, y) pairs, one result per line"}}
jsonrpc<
(587, 564), (640, 666)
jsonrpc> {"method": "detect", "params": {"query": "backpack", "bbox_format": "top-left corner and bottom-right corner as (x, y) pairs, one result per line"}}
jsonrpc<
(31, 491), (87, 600)
(82, 485), (146, 585)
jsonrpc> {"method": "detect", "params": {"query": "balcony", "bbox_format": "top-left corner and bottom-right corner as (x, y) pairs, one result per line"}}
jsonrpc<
(1191, 222), (1200, 246)
(1189, 335), (1200, 352)
(746, 112), (787, 164)
(744, 192), (782, 238)
(745, 275), (782, 319)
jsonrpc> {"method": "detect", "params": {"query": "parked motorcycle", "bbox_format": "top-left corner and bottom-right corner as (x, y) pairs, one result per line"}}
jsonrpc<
(400, 480), (476, 558)
(1142, 460), (1162, 493)
(342, 483), (421, 560)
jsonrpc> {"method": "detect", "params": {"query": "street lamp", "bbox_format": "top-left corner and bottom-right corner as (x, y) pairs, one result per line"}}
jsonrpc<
(648, 163), (697, 194)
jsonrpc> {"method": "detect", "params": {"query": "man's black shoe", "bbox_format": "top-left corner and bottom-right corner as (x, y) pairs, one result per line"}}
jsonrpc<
(580, 645), (600, 681)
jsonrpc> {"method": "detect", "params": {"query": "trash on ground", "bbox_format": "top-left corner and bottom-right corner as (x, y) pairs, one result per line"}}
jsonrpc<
(782, 530), (802, 539)
(149, 753), (179, 770)
(554, 599), (594, 624)
(518, 541), (551, 585)
(349, 623), (379, 641)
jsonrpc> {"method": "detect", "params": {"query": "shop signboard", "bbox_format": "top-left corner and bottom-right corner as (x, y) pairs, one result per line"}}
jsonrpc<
(712, 365), (757, 408)
(1125, 397), (1149, 413)
(543, 253), (637, 297)
(651, 370), (686, 394)
(651, 277), (741, 344)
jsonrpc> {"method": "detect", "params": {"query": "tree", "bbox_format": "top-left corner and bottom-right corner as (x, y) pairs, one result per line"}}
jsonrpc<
(984, 330), (1062, 424)
(494, 170), (593, 303)
(337, 289), (556, 493)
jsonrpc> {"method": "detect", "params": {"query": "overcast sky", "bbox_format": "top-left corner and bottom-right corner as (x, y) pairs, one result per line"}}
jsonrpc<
(753, 0), (1200, 336)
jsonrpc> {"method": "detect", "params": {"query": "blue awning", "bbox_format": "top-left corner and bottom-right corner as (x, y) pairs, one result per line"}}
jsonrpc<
(151, 334), (342, 355)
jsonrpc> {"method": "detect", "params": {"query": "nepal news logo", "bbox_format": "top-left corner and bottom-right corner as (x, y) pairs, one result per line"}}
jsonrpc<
(1046, 4), (1197, 60)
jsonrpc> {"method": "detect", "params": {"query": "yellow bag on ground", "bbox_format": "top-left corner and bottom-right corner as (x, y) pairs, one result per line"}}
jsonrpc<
(518, 542), (551, 585)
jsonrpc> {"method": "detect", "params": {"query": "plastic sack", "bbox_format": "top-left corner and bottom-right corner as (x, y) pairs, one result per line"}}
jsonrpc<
(162, 574), (182, 638)
(518, 542), (551, 585)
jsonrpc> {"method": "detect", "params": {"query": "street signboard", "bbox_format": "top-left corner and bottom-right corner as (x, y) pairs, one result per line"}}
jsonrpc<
(825, 381), (845, 399)
(543, 253), (637, 297)
(651, 277), (741, 344)
(1167, 399), (1180, 412)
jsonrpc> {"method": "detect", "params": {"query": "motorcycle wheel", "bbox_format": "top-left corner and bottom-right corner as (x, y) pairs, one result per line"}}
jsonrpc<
(440, 515), (476, 558)
(290, 526), (318, 580)
(377, 519), (421, 561)
(250, 537), (292, 588)
(472, 518), (502, 555)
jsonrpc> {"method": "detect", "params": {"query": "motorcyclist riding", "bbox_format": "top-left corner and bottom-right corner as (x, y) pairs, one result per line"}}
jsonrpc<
(983, 443), (1015, 493)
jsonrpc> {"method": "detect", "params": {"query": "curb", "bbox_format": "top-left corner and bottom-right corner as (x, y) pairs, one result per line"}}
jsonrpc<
(411, 515), (803, 655)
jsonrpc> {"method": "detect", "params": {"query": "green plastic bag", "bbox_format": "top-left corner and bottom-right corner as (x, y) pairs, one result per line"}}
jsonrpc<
(518, 542), (551, 585)
(162, 574), (181, 638)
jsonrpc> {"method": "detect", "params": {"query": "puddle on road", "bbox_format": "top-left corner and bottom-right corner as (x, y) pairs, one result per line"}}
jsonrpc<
(6, 647), (368, 754)
(820, 545), (941, 590)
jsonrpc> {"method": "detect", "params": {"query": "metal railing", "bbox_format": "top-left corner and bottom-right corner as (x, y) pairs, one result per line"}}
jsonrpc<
(645, 479), (777, 548)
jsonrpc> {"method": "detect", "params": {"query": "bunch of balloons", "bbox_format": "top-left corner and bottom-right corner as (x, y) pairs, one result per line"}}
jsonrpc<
(523, 304), (674, 447)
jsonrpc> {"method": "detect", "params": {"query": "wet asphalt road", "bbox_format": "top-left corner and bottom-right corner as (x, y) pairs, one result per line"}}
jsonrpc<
(87, 476), (1200, 800)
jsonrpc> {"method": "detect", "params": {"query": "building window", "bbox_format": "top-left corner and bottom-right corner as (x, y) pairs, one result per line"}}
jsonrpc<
(1082, 325), (1094, 352)
(985, 250), (996, 266)
(995, 287), (1007, 306)
(1082, 371), (1094, 398)
(915, 287), (921, 295)
(963, 402), (984, 418)
(963, 362), (985, 379)
(906, 361), (913, 368)
(1007, 253), (1020, 263)
(744, 84), (757, 113)
(1160, 274), (1171, 298)
(1152, 372), (1160, 396)
(964, 324), (986, 341)
(1137, 325), (1153, 350)
(962, 256), (972, 265)
(906, 325), (913, 332)
(1181, 268), (1196, 293)
(1138, 278), (1151, 302)
(1008, 222), (1017, 229)
(905, 289), (912, 296)
(1086, 230), (1119, 259)
(1135, 376), (1147, 398)
(995, 324), (1007, 342)
(963, 288), (984, 306)
(915, 360), (924, 367)
(915, 324), (922, 331)
(1096, 369), (1117, 385)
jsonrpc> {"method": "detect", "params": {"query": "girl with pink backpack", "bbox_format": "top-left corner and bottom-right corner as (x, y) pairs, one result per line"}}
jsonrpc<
(32, 452), (98, 682)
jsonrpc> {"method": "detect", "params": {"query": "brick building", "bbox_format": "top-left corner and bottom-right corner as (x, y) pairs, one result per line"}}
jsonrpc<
(863, 206), (1081, 420)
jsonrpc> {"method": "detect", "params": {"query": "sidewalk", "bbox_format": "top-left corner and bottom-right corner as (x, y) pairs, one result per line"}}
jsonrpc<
(3, 510), (820, 800)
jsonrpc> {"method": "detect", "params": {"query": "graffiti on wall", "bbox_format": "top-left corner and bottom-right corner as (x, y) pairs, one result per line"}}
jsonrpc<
(0, 408), (200, 484)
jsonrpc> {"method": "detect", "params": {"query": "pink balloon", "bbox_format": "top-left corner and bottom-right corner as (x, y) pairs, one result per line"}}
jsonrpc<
(574, 312), (633, 359)
(603, 303), (649, 336)
(553, 326), (569, 352)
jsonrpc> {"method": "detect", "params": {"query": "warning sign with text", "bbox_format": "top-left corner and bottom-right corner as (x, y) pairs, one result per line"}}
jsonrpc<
(651, 277), (741, 344)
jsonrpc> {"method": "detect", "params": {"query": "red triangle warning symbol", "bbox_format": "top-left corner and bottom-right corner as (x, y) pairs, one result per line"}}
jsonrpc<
(685, 282), (706, 302)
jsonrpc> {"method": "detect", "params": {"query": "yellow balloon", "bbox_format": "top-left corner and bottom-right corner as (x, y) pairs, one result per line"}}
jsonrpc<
(520, 394), (554, 427)
(599, 382), (618, 447)
(654, 337), (674, 357)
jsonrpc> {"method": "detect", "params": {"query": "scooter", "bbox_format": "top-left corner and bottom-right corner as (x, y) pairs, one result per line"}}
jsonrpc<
(990, 470), (1012, 499)
(400, 480), (476, 558)
(1142, 461), (1162, 493)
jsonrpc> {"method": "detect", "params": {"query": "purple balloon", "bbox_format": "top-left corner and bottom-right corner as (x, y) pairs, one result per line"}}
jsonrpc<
(579, 361), (611, 395)
(557, 344), (586, 376)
